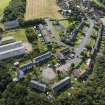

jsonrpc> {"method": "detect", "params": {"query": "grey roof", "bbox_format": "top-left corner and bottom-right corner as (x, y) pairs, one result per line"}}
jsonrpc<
(70, 19), (84, 41)
(0, 41), (25, 60)
(0, 46), (25, 60)
(18, 70), (24, 79)
(38, 24), (50, 44)
(33, 51), (52, 64)
(51, 77), (70, 95)
(41, 30), (50, 43)
(4, 20), (19, 30)
(38, 24), (44, 30)
(30, 80), (47, 92)
(20, 62), (33, 73)
(58, 53), (65, 60)
(91, 24), (103, 54)
(0, 41), (22, 52)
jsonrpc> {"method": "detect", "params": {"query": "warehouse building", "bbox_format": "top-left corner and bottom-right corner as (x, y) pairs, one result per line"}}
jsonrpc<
(30, 80), (47, 92)
(51, 77), (70, 95)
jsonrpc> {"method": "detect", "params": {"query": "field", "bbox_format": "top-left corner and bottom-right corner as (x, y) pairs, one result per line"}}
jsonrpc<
(4, 29), (28, 42)
(0, 0), (11, 16)
(25, 0), (63, 20)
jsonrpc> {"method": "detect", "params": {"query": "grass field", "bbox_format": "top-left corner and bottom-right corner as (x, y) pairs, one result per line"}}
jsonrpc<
(0, 0), (11, 16)
(25, 0), (63, 20)
(4, 29), (28, 42)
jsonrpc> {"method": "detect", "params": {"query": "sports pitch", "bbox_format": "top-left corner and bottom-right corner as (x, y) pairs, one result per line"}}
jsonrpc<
(25, 0), (63, 20)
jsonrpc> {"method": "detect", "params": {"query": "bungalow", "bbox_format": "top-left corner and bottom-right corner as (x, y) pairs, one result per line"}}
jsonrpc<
(18, 70), (25, 80)
(33, 51), (52, 64)
(30, 80), (47, 92)
(51, 77), (70, 95)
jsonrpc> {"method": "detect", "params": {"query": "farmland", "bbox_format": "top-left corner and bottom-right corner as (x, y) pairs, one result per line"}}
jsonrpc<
(25, 0), (63, 20)
(0, 0), (11, 16)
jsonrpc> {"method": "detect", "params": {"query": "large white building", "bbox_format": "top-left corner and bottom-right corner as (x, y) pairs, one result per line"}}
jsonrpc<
(0, 41), (26, 60)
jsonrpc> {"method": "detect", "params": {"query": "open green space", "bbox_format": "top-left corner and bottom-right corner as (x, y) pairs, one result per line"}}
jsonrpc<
(0, 0), (11, 16)
(92, 0), (105, 9)
(4, 29), (28, 42)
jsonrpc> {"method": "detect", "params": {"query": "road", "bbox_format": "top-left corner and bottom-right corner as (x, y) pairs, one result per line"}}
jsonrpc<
(43, 17), (94, 73)
(57, 18), (94, 71)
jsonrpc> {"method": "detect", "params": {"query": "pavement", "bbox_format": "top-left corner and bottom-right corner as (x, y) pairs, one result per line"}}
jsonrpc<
(42, 17), (94, 79)
(56, 17), (94, 71)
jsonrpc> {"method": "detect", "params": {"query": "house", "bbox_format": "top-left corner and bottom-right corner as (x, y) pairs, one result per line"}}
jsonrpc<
(51, 77), (70, 95)
(4, 20), (19, 30)
(33, 51), (52, 64)
(0, 41), (26, 60)
(19, 62), (33, 73)
(30, 80), (47, 92)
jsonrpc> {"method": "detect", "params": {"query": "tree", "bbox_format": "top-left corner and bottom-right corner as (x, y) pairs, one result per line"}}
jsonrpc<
(0, 66), (12, 92)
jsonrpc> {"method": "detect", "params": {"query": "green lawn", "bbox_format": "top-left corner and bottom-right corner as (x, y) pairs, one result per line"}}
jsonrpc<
(0, 0), (11, 16)
(59, 20), (70, 28)
(92, 0), (105, 9)
(4, 29), (28, 42)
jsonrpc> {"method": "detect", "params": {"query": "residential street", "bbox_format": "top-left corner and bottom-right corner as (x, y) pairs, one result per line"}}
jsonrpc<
(42, 17), (94, 73)
(56, 18), (94, 71)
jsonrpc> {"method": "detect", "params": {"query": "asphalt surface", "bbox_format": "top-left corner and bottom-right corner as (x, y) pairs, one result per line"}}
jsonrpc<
(43, 17), (94, 73)
(57, 17), (94, 71)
